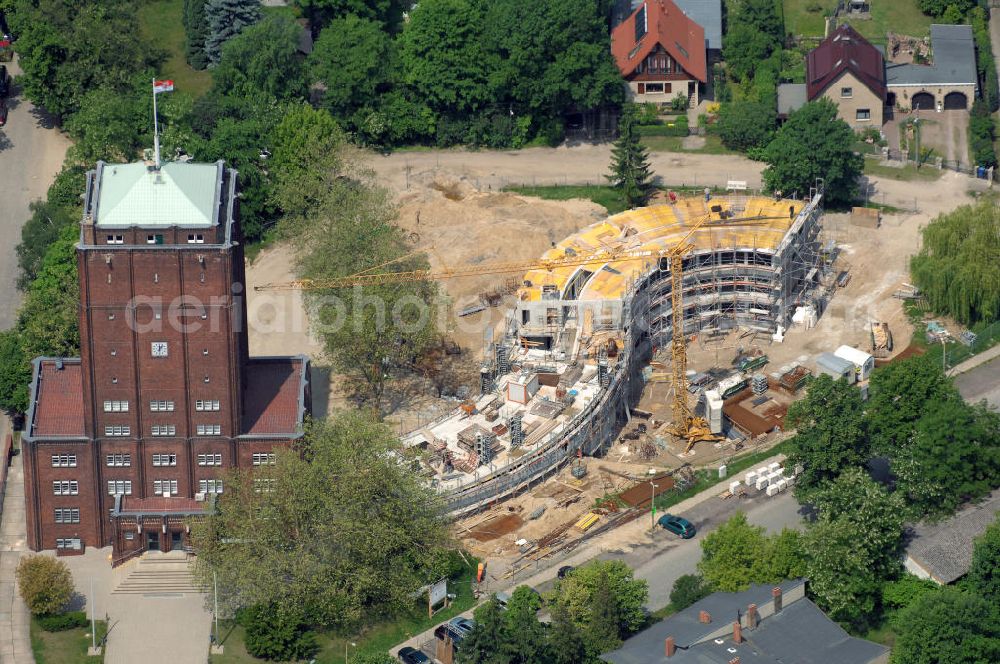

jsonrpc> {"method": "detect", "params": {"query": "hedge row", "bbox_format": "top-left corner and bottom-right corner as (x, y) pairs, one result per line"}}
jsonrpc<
(636, 116), (690, 137)
(970, 101), (997, 168)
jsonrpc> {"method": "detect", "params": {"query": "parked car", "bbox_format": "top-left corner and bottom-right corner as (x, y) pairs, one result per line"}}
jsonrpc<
(557, 565), (575, 579)
(397, 646), (431, 664)
(658, 514), (696, 539)
(448, 616), (475, 636)
(495, 590), (512, 610)
(0, 65), (8, 97)
(0, 98), (7, 126)
(434, 623), (465, 646)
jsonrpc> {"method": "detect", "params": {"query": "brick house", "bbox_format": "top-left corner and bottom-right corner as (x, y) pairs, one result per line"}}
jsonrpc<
(21, 159), (310, 564)
(611, 0), (708, 107)
(806, 25), (887, 128)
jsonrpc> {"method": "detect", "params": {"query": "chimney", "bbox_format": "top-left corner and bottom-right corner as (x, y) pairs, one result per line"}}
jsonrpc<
(729, 659), (741, 664)
(699, 610), (712, 624)
(665, 636), (676, 658)
(733, 621), (743, 644)
(772, 586), (783, 613)
(746, 604), (759, 630)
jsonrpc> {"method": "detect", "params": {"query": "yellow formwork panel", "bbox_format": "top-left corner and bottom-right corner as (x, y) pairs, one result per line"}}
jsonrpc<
(517, 196), (805, 303)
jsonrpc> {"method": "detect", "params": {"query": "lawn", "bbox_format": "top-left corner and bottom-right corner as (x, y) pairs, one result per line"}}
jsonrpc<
(783, 0), (932, 42)
(211, 558), (480, 663)
(504, 184), (630, 214)
(138, 0), (213, 98)
(863, 158), (943, 182)
(641, 134), (736, 155)
(30, 618), (107, 664)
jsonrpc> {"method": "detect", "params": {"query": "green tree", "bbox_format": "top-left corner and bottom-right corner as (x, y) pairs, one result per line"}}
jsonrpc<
(551, 559), (648, 650)
(698, 513), (768, 591)
(399, 0), (489, 112)
(910, 198), (1000, 325)
(762, 99), (863, 205)
(183, 0), (211, 69)
(784, 374), (868, 495)
(607, 108), (654, 208)
(717, 100), (776, 153)
(890, 587), (1000, 664)
(458, 598), (508, 664)
(917, 0), (973, 17)
(723, 23), (777, 83)
(503, 586), (548, 663)
(211, 14), (306, 100)
(16, 200), (77, 289)
(760, 528), (808, 582)
(62, 82), (149, 166)
(191, 412), (458, 629)
(547, 602), (588, 664)
(866, 355), (959, 455)
(669, 574), (711, 610)
(15, 555), (75, 616)
(238, 604), (318, 661)
(295, 0), (406, 29)
(204, 0), (261, 66)
(880, 575), (938, 612)
(16, 224), (81, 361)
(0, 330), (31, 415)
(268, 103), (344, 219)
(894, 399), (1000, 517)
(803, 520), (885, 627)
(309, 15), (392, 117)
(968, 514), (1000, 604)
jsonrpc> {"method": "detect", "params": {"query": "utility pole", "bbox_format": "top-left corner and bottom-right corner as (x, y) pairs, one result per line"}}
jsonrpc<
(213, 571), (219, 646)
(90, 578), (96, 652)
(940, 336), (947, 373)
(914, 118), (921, 169)
(649, 482), (658, 531)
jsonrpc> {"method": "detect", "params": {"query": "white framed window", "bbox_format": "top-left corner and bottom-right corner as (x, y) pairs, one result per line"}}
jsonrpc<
(106, 235), (124, 244)
(146, 234), (164, 245)
(187, 234), (205, 244)
(55, 538), (82, 550)
(196, 424), (221, 436)
(856, 108), (871, 121)
(254, 478), (276, 493)
(153, 479), (179, 495)
(103, 400), (129, 413)
(841, 86), (853, 98)
(51, 454), (77, 468)
(199, 479), (223, 494)
(252, 453), (276, 466)
(107, 480), (133, 495)
(106, 453), (131, 467)
(152, 453), (177, 467)
(52, 480), (78, 496)
(104, 425), (130, 437)
(197, 453), (222, 466)
(150, 400), (175, 412)
(644, 82), (665, 94)
(151, 425), (176, 437)
(195, 400), (221, 412)
(54, 508), (80, 524)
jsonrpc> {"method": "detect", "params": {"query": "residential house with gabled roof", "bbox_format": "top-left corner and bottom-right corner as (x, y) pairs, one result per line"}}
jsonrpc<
(611, 0), (708, 107)
(806, 24), (887, 128)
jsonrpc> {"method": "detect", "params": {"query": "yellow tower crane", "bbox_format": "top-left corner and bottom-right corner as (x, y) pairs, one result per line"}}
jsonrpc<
(256, 212), (783, 448)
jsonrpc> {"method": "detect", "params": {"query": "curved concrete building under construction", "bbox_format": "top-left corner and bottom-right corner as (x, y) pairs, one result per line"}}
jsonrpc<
(404, 192), (824, 516)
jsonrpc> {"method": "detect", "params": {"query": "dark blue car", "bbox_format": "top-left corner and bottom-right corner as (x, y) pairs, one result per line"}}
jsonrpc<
(658, 514), (696, 538)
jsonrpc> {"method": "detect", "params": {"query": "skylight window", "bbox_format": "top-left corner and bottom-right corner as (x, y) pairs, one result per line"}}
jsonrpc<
(635, 4), (648, 43)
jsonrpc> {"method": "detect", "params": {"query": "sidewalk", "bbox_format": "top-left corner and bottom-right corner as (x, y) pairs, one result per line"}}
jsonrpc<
(947, 342), (1000, 377)
(391, 451), (789, 657)
(0, 418), (34, 663)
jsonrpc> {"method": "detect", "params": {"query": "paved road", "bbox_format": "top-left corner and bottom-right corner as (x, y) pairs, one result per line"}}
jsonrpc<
(0, 418), (33, 663)
(955, 357), (1000, 411)
(0, 55), (71, 329)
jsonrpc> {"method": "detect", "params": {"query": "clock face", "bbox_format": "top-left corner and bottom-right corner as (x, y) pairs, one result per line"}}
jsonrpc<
(151, 341), (169, 357)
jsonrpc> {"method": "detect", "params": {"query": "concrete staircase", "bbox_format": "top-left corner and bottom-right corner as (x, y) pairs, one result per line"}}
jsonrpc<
(112, 550), (205, 595)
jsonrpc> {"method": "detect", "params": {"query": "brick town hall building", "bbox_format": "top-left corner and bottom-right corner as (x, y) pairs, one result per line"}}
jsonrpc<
(21, 159), (310, 563)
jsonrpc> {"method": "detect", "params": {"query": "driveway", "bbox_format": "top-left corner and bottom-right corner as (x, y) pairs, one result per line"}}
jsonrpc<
(0, 54), (72, 329)
(910, 110), (969, 167)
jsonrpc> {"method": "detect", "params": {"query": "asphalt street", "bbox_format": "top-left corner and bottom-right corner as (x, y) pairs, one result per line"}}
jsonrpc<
(955, 357), (1000, 411)
(0, 55), (71, 329)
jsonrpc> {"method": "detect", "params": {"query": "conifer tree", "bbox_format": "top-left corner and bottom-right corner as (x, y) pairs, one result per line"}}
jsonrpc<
(183, 0), (211, 70)
(204, 0), (262, 66)
(607, 107), (654, 208)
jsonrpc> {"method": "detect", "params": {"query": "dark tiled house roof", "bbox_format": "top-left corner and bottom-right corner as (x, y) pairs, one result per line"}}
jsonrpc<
(242, 357), (309, 436)
(612, 0), (708, 83)
(28, 359), (85, 438)
(807, 25), (886, 101)
(905, 489), (1000, 584)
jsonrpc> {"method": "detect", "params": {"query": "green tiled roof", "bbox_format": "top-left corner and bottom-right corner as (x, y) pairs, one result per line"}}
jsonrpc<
(95, 161), (221, 227)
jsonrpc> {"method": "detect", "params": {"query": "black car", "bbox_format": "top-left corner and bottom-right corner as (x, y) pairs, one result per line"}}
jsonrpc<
(398, 646), (431, 664)
(0, 65), (8, 97)
(557, 565), (575, 579)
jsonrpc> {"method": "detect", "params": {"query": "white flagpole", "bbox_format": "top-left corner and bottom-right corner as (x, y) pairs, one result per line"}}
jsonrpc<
(152, 77), (161, 169)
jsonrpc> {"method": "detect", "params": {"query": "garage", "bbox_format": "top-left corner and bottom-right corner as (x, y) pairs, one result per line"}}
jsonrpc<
(944, 91), (968, 110)
(912, 92), (935, 110)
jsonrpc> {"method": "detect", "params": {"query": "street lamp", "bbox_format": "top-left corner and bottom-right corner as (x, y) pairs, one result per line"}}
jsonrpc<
(649, 482), (658, 531)
(345, 642), (356, 663)
(940, 336), (947, 373)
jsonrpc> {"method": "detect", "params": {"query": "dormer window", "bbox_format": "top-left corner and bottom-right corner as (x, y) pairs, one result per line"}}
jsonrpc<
(106, 235), (124, 244)
(188, 234), (205, 244)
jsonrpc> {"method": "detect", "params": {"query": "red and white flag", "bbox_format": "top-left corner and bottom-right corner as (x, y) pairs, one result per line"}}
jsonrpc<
(153, 80), (174, 94)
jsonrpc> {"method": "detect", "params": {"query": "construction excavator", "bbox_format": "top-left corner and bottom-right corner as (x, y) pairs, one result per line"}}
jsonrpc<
(256, 210), (787, 451)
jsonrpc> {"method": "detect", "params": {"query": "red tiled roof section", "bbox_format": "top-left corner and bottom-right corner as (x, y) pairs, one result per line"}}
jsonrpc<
(119, 497), (203, 514)
(242, 358), (305, 435)
(611, 0), (707, 83)
(807, 24), (885, 101)
(32, 360), (85, 437)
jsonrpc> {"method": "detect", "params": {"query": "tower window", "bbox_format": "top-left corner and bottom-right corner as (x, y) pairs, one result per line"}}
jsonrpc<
(106, 235), (124, 244)
(146, 234), (164, 245)
(187, 234), (205, 244)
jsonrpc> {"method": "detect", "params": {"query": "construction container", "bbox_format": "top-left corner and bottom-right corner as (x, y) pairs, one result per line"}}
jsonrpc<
(834, 345), (874, 381)
(505, 373), (540, 404)
(745, 470), (758, 487)
(776, 479), (788, 492)
(816, 352), (855, 383)
(704, 389), (724, 434)
(768, 462), (781, 473)
(717, 374), (749, 399)
(766, 484), (780, 497)
(751, 373), (768, 395)
(755, 476), (770, 491)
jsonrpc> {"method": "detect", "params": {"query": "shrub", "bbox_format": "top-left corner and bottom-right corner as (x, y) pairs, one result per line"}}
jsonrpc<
(670, 93), (689, 112)
(636, 115), (689, 137)
(633, 102), (661, 125)
(16, 556), (74, 616)
(238, 604), (318, 661)
(36, 611), (88, 632)
(670, 574), (712, 610)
